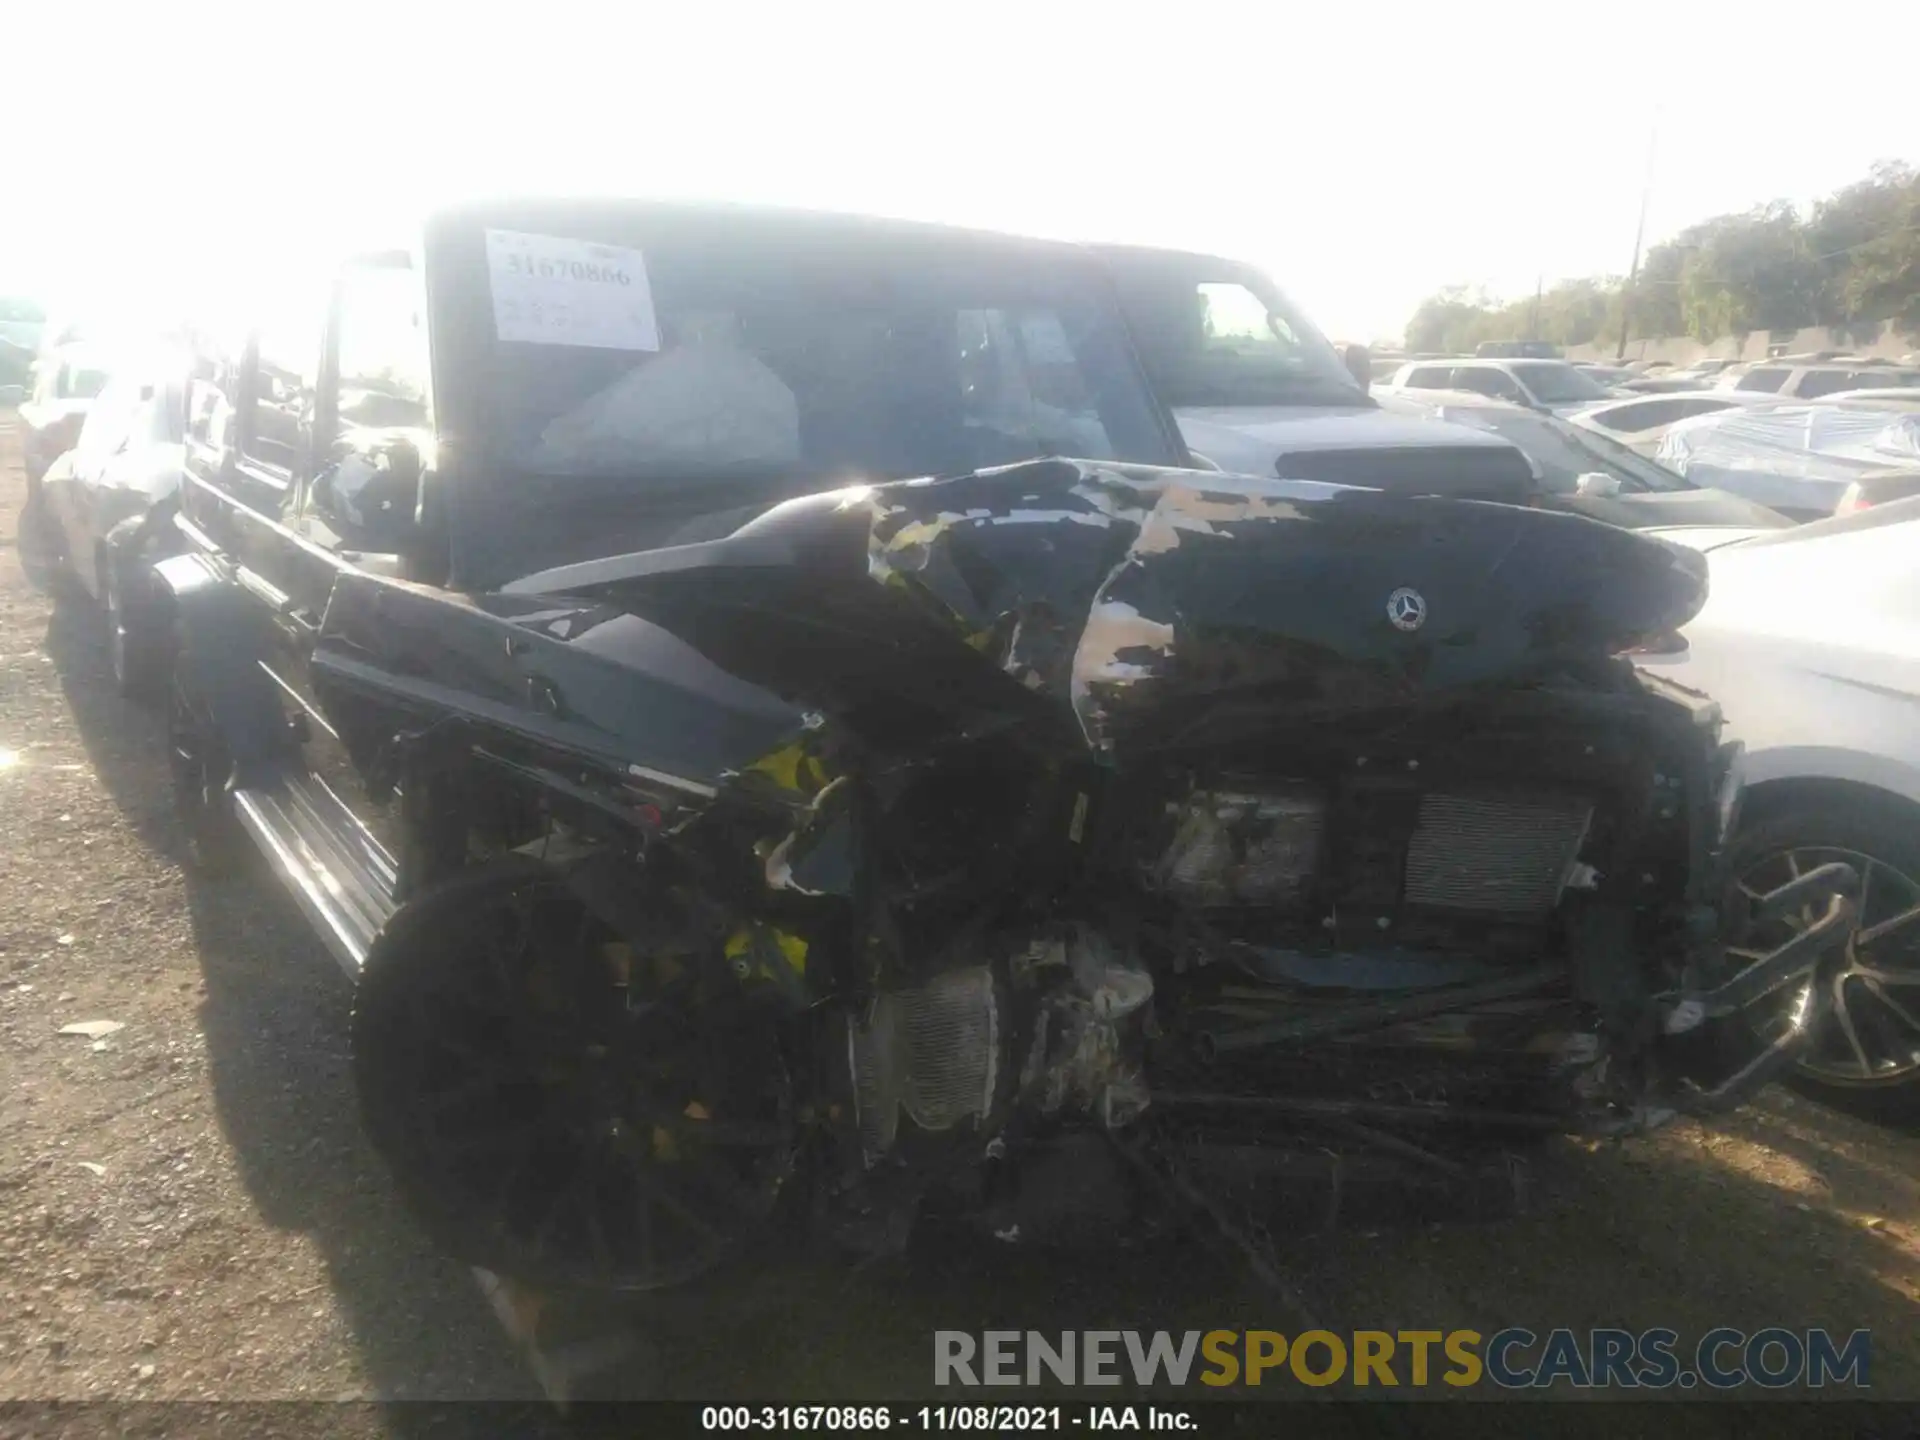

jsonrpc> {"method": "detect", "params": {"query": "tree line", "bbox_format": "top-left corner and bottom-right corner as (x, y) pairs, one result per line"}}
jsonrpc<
(1404, 161), (1920, 354)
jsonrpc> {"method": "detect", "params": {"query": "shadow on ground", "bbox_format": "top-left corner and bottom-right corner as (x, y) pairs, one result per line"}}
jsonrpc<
(25, 508), (532, 1425)
(19, 499), (1920, 1432)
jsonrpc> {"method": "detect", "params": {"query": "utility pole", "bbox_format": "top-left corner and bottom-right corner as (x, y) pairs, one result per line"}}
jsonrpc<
(1616, 114), (1659, 360)
(1530, 274), (1543, 339)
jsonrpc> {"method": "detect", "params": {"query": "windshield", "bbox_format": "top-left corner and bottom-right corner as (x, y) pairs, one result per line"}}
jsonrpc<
(1451, 406), (1691, 493)
(456, 213), (1180, 487)
(1098, 250), (1362, 408)
(1508, 361), (1609, 404)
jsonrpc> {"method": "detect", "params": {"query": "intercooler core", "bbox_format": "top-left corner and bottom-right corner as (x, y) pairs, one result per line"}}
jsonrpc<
(849, 966), (1000, 1159)
(1404, 792), (1594, 916)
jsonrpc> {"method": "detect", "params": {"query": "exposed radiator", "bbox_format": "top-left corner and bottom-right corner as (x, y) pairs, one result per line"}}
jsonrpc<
(849, 966), (1000, 1159)
(1403, 792), (1594, 916)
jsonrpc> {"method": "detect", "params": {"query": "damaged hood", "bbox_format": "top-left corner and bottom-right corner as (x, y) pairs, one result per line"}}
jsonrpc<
(506, 459), (1708, 756)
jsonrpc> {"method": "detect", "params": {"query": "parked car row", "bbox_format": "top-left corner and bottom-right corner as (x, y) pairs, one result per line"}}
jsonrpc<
(7, 204), (1911, 1312)
(1377, 356), (1625, 415)
(1715, 357), (1920, 400)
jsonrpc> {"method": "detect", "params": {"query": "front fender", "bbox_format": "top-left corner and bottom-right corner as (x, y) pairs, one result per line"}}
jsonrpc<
(1640, 633), (1920, 812)
(153, 554), (300, 787)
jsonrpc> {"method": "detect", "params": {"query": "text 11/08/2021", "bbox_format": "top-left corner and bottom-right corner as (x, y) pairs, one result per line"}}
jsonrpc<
(702, 1405), (1196, 1431)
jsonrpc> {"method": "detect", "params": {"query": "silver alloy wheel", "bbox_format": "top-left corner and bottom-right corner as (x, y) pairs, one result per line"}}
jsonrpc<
(1733, 846), (1920, 1086)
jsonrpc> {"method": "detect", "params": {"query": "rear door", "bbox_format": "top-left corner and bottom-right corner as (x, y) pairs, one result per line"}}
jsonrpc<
(177, 306), (324, 577)
(265, 256), (437, 843)
(174, 293), (335, 786)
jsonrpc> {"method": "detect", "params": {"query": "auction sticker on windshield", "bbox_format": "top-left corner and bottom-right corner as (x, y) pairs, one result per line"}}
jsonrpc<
(484, 228), (661, 351)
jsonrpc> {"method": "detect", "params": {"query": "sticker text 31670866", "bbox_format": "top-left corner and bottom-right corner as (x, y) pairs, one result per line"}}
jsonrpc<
(484, 229), (661, 352)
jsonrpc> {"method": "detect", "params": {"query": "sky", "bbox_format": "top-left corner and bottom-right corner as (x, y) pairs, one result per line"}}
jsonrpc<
(7, 1), (1917, 343)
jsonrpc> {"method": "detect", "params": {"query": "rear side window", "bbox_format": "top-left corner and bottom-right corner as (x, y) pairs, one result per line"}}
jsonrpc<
(1404, 366), (1453, 388)
(1736, 368), (1789, 394)
(1453, 367), (1525, 402)
(1794, 370), (1867, 399)
(186, 341), (239, 458)
(244, 319), (322, 477)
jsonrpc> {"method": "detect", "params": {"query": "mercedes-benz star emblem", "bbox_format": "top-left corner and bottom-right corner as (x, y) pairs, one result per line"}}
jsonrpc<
(1386, 587), (1427, 632)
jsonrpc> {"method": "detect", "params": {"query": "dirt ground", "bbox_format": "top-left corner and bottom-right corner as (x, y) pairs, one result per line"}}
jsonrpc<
(3, 414), (1919, 1432)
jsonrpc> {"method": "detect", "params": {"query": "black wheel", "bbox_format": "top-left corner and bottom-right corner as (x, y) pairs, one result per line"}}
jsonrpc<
(1729, 801), (1920, 1113)
(100, 540), (166, 704)
(166, 667), (244, 875)
(352, 861), (799, 1291)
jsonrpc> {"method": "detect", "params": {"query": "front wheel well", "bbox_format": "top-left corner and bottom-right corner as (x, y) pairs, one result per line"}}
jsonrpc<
(1736, 775), (1920, 834)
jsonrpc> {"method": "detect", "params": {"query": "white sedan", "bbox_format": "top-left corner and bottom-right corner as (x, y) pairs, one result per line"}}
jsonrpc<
(1636, 502), (1920, 1103)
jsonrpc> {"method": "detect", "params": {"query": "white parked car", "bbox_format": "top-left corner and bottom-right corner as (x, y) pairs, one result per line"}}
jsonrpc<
(37, 355), (187, 698)
(1570, 390), (1791, 457)
(1636, 503), (1920, 1101)
(1655, 404), (1920, 521)
(1714, 360), (1920, 399)
(1380, 357), (1622, 416)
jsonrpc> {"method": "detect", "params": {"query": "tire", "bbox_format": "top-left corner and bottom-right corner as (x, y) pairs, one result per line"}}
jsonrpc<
(166, 664), (245, 876)
(100, 540), (167, 705)
(16, 491), (75, 594)
(1728, 798), (1920, 1119)
(352, 859), (797, 1291)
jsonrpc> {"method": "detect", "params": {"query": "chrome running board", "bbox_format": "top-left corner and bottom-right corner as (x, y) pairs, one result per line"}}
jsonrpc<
(231, 772), (398, 978)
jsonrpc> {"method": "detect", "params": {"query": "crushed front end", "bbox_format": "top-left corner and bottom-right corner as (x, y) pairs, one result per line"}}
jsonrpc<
(1129, 669), (1858, 1163)
(347, 460), (1863, 1294)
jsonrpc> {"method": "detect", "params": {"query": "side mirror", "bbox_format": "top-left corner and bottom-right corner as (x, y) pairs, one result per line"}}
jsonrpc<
(1342, 343), (1373, 395)
(316, 434), (423, 539)
(1575, 472), (1623, 499)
